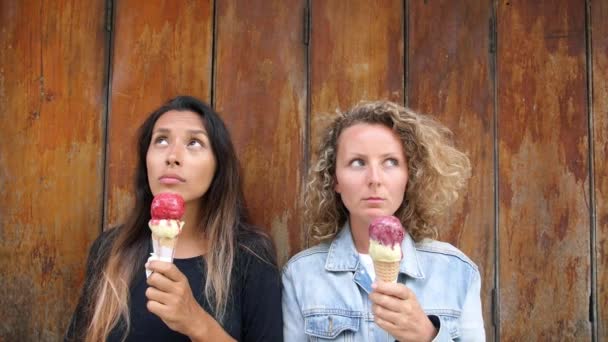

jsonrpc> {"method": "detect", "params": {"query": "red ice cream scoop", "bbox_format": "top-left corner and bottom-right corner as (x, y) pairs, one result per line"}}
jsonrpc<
(150, 193), (185, 220)
(369, 216), (405, 247)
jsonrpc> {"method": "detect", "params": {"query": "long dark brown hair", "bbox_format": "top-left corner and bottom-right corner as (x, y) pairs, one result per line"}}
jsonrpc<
(84, 96), (274, 341)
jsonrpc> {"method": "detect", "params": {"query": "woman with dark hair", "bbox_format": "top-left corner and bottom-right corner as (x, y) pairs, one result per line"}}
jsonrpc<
(65, 96), (283, 341)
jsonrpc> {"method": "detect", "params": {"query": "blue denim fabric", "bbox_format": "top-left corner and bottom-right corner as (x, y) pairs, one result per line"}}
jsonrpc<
(282, 223), (485, 341)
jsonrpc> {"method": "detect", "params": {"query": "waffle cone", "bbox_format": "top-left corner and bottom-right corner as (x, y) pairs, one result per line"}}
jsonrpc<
(373, 260), (400, 282)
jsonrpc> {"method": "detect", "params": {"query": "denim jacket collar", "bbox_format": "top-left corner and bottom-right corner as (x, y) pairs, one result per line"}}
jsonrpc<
(325, 222), (425, 279)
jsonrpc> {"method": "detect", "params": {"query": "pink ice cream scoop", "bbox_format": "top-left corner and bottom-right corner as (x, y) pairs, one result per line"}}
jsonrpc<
(369, 215), (405, 249)
(150, 193), (185, 220)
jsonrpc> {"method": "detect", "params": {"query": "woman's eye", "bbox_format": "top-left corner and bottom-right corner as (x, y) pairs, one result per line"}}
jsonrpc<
(188, 139), (204, 147)
(350, 159), (365, 167)
(385, 158), (399, 167)
(154, 136), (168, 145)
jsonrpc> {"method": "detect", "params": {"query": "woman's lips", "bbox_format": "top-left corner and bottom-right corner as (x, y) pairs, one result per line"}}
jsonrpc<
(159, 175), (185, 184)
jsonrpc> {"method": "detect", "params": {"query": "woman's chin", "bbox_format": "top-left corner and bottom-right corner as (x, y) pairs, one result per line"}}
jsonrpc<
(354, 210), (394, 224)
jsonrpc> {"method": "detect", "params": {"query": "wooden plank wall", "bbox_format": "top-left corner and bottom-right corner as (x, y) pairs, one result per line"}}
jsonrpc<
(309, 0), (404, 153)
(214, 0), (307, 265)
(406, 1), (495, 337)
(0, 1), (107, 340)
(593, 1), (608, 340)
(497, 1), (591, 339)
(1, 1), (606, 340)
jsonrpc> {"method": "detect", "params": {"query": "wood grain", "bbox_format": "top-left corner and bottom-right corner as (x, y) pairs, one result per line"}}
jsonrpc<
(309, 0), (404, 154)
(497, 1), (590, 339)
(592, 0), (608, 339)
(214, 0), (307, 264)
(0, 1), (107, 339)
(106, 0), (213, 227)
(407, 1), (495, 338)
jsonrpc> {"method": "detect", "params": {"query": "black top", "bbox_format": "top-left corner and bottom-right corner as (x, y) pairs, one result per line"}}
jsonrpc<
(65, 228), (283, 342)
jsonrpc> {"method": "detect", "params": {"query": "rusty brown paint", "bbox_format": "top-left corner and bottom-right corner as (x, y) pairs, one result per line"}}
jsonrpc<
(106, 1), (213, 227)
(214, 0), (307, 265)
(593, 1), (608, 339)
(407, 1), (495, 338)
(497, 1), (590, 339)
(310, 0), (404, 155)
(0, 0), (107, 340)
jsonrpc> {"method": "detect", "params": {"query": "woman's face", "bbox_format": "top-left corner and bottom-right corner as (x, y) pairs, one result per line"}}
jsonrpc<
(334, 123), (408, 227)
(146, 110), (217, 203)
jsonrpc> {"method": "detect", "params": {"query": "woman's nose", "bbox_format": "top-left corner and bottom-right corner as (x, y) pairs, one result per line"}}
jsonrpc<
(367, 164), (382, 186)
(166, 144), (183, 166)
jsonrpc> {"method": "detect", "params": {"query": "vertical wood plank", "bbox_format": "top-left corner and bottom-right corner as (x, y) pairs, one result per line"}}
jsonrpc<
(107, 0), (213, 226)
(310, 0), (404, 153)
(592, 0), (608, 339)
(407, 1), (495, 338)
(497, 1), (590, 339)
(0, 0), (107, 340)
(214, 0), (307, 264)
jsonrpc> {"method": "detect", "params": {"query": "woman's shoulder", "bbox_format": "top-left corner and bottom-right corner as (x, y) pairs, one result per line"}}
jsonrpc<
(83, 226), (125, 272)
(414, 238), (479, 272)
(88, 227), (120, 256)
(236, 226), (278, 268)
(283, 243), (330, 270)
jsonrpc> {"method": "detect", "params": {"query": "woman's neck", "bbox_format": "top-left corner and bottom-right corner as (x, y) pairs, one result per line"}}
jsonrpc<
(173, 201), (208, 258)
(349, 215), (371, 254)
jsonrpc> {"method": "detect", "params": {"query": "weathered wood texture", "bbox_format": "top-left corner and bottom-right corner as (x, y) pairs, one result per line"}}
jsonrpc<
(4, 1), (608, 340)
(0, 1), (107, 340)
(497, 1), (590, 339)
(309, 0), (404, 155)
(213, 0), (307, 264)
(106, 0), (213, 227)
(593, 0), (608, 339)
(407, 1), (495, 338)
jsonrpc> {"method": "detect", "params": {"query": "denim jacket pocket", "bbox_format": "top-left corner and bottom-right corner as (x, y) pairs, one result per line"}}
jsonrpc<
(303, 310), (360, 341)
(426, 309), (461, 340)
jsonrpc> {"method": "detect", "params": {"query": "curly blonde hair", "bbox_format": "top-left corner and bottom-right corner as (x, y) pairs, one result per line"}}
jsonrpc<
(305, 100), (471, 243)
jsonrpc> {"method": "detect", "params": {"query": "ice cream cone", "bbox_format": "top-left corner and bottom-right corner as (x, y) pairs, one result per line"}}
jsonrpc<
(151, 233), (178, 262)
(146, 193), (185, 277)
(369, 216), (405, 283)
(373, 260), (400, 282)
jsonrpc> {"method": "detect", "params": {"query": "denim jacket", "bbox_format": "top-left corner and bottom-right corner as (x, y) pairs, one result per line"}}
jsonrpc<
(282, 223), (485, 341)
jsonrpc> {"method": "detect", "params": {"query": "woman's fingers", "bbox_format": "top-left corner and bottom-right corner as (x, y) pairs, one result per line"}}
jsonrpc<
(375, 314), (399, 333)
(146, 261), (186, 283)
(372, 302), (408, 327)
(145, 285), (174, 305)
(373, 281), (411, 300)
(370, 292), (405, 312)
(146, 270), (178, 293)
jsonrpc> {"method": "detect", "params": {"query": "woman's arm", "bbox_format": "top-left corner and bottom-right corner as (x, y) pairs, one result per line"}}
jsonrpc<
(239, 251), (284, 342)
(64, 230), (114, 341)
(282, 263), (307, 341)
(457, 268), (485, 342)
(145, 260), (236, 341)
(187, 306), (236, 342)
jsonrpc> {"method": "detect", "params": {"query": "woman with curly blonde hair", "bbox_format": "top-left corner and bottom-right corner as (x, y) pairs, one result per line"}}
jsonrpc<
(283, 101), (484, 341)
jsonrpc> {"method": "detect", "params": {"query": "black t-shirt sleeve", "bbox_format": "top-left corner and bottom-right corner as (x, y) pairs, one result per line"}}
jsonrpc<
(64, 229), (116, 342)
(239, 248), (284, 342)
